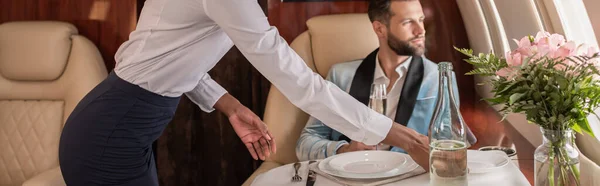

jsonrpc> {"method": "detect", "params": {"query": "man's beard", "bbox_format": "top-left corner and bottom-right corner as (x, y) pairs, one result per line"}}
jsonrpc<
(387, 33), (426, 56)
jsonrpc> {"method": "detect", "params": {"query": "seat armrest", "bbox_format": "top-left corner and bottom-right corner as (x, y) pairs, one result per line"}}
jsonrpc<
(22, 166), (66, 186)
(242, 161), (283, 186)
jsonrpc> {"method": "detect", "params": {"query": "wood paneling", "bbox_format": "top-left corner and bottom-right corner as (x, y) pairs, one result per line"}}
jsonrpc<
(0, 0), (137, 70)
(268, 1), (369, 43)
(156, 0), (271, 185)
(156, 47), (271, 186)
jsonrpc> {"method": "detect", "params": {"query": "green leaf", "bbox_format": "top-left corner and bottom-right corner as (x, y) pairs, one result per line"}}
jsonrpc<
(526, 109), (539, 118)
(533, 92), (542, 102)
(556, 75), (568, 89)
(484, 96), (507, 104)
(572, 124), (583, 134)
(499, 82), (519, 95)
(454, 46), (474, 58)
(509, 93), (526, 105)
(549, 116), (557, 123)
(522, 104), (537, 110)
(528, 35), (535, 43)
(577, 116), (596, 138)
(550, 93), (561, 102)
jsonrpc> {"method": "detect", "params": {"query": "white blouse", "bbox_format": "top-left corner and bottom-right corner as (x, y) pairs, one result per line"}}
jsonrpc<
(113, 0), (392, 145)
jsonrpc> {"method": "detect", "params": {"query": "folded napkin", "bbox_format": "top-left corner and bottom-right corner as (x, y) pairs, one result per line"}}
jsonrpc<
(309, 161), (427, 186)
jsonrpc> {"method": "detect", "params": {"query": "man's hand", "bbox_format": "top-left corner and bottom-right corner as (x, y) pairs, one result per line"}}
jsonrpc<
(336, 141), (376, 154)
(382, 124), (430, 171)
(214, 93), (276, 161)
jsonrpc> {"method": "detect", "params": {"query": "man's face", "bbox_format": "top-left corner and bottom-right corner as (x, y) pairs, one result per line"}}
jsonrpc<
(384, 0), (426, 56)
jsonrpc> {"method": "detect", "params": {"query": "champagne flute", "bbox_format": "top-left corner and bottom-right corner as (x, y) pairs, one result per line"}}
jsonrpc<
(369, 83), (387, 150)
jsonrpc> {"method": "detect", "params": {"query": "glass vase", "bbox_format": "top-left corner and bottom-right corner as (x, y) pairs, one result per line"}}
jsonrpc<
(534, 128), (580, 186)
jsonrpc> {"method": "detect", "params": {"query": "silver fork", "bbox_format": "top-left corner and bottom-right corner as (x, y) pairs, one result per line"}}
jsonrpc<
(291, 162), (302, 182)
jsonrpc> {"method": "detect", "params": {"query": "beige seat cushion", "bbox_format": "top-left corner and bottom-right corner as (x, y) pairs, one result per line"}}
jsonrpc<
(307, 14), (378, 77)
(21, 167), (64, 186)
(0, 21), (107, 186)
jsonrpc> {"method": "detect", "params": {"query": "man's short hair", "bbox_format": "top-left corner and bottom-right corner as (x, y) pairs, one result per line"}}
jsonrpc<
(368, 0), (417, 25)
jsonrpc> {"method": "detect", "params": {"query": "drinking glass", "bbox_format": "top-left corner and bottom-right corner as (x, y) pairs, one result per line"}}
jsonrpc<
(368, 83), (387, 114)
(369, 83), (387, 150)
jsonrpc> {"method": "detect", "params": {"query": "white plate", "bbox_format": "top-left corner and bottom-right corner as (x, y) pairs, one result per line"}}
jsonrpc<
(318, 151), (418, 179)
(467, 150), (510, 174)
(328, 151), (407, 174)
(478, 146), (517, 157)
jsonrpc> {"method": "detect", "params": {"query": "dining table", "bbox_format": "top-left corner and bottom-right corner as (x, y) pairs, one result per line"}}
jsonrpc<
(250, 150), (531, 186)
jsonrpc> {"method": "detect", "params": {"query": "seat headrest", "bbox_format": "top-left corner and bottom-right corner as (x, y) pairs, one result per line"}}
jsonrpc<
(306, 14), (379, 77)
(0, 21), (78, 81)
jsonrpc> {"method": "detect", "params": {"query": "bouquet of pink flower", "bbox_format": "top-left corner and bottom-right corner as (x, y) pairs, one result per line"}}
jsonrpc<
(456, 31), (600, 186)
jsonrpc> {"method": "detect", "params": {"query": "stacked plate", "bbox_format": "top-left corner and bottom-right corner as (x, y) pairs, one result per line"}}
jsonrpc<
(317, 151), (419, 179)
(467, 150), (511, 173)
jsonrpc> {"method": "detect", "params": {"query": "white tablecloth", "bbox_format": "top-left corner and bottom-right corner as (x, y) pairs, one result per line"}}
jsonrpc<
(251, 150), (531, 186)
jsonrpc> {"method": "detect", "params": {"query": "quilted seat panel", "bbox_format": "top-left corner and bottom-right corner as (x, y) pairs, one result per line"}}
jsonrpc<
(0, 100), (63, 186)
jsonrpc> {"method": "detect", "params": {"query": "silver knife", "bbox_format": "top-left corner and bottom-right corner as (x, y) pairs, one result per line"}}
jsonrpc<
(306, 160), (317, 186)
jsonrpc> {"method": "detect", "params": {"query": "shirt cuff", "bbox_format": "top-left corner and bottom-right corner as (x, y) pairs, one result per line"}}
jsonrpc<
(186, 78), (228, 113)
(327, 141), (349, 157)
(359, 111), (393, 146)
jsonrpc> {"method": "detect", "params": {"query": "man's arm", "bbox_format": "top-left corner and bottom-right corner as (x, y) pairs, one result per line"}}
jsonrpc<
(296, 117), (348, 161)
(295, 70), (349, 161)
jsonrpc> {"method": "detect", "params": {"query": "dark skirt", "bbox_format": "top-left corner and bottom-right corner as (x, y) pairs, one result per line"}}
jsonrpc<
(59, 71), (180, 186)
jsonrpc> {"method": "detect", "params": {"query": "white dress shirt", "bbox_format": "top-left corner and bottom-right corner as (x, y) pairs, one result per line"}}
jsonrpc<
(373, 55), (412, 121)
(373, 55), (411, 150)
(112, 0), (392, 145)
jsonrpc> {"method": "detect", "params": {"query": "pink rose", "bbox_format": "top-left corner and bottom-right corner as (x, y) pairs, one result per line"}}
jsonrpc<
(552, 41), (576, 59)
(514, 37), (532, 48)
(537, 44), (552, 56)
(548, 34), (566, 49)
(584, 45), (599, 57)
(534, 31), (551, 43)
(506, 52), (523, 67)
(496, 67), (515, 79)
(514, 37), (535, 56)
(532, 32), (564, 57)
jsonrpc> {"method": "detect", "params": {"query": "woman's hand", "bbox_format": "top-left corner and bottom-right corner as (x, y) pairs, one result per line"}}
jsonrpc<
(215, 93), (276, 160)
(228, 105), (276, 160)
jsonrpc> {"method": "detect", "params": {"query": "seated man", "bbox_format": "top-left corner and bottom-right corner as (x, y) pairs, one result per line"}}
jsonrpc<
(296, 0), (476, 161)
